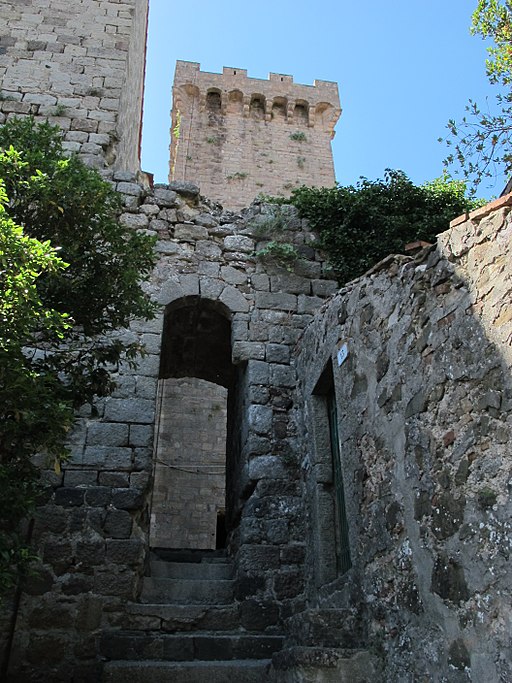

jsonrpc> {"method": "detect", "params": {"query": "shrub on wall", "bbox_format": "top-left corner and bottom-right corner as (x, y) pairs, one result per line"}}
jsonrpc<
(289, 170), (483, 284)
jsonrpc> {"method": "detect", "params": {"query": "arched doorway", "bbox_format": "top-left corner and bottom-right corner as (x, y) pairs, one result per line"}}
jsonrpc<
(150, 297), (235, 551)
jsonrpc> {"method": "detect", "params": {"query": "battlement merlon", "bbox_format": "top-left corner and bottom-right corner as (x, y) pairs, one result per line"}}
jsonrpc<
(173, 60), (341, 123)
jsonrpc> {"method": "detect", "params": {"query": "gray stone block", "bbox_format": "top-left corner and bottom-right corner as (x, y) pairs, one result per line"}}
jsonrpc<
(266, 343), (290, 364)
(255, 292), (297, 311)
(129, 425), (153, 447)
(247, 360), (270, 385)
(248, 405), (273, 435)
(117, 182), (143, 196)
(104, 398), (155, 424)
(270, 364), (296, 388)
(232, 341), (265, 363)
(83, 446), (133, 470)
(167, 181), (199, 198)
(221, 265), (247, 285)
(224, 235), (254, 253)
(174, 224), (208, 240)
(248, 455), (287, 480)
(87, 422), (129, 447)
(220, 285), (250, 312)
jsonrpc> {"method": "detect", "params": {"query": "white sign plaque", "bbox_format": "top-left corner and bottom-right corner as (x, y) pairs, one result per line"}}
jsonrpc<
(337, 342), (348, 367)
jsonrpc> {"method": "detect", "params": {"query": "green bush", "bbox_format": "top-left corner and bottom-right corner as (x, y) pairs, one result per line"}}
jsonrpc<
(290, 170), (483, 284)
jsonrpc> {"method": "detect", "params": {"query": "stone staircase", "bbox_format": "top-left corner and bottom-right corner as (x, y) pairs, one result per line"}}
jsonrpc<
(101, 550), (283, 682)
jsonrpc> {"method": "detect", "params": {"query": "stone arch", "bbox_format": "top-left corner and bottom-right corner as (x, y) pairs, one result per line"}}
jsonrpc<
(272, 96), (287, 121)
(150, 296), (240, 552)
(227, 89), (243, 114)
(315, 101), (335, 129)
(182, 83), (200, 99)
(250, 93), (265, 120)
(294, 100), (309, 125)
(206, 88), (222, 113)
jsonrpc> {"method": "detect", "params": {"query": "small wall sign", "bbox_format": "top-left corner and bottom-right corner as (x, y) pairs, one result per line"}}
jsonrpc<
(337, 341), (349, 367)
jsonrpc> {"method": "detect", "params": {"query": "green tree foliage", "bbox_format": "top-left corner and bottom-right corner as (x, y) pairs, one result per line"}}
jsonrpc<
(0, 118), (156, 593)
(0, 180), (72, 592)
(443, 1), (512, 190)
(290, 170), (480, 284)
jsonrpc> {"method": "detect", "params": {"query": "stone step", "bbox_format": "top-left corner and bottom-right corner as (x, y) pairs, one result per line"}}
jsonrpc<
(141, 576), (234, 604)
(101, 631), (284, 662)
(103, 658), (271, 683)
(124, 602), (241, 632)
(270, 647), (382, 682)
(149, 559), (233, 580)
(151, 548), (228, 563)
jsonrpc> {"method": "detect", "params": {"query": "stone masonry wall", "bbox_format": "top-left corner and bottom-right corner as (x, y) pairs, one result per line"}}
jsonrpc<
(2, 178), (338, 681)
(150, 377), (228, 550)
(170, 61), (341, 210)
(0, 0), (148, 170)
(295, 196), (512, 681)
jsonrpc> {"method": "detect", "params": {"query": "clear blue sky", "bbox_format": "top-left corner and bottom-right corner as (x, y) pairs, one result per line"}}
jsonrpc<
(141, 0), (502, 199)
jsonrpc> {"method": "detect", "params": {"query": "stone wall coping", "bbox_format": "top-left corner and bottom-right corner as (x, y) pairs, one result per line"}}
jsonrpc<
(449, 191), (512, 228)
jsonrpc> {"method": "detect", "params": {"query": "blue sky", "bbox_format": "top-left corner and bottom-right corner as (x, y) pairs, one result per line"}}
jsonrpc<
(141, 0), (502, 198)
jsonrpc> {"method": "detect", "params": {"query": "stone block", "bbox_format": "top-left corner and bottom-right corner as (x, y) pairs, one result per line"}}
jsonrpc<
(54, 487), (85, 507)
(104, 398), (155, 423)
(85, 486), (112, 507)
(87, 422), (129, 447)
(220, 285), (250, 312)
(63, 470), (98, 487)
(129, 424), (153, 447)
(255, 292), (297, 311)
(103, 509), (133, 538)
(233, 341), (265, 362)
(174, 223), (208, 240)
(111, 487), (143, 510)
(238, 544), (280, 572)
(167, 181), (199, 198)
(271, 364), (296, 388)
(99, 472), (129, 487)
(221, 265), (247, 285)
(117, 181), (143, 196)
(82, 446), (133, 470)
(270, 274), (311, 294)
(298, 294), (324, 314)
(248, 405), (273, 435)
(250, 273), (270, 291)
(266, 343), (290, 363)
(106, 539), (144, 564)
(120, 212), (148, 229)
(247, 360), (270, 385)
(224, 234), (254, 253)
(249, 455), (287, 480)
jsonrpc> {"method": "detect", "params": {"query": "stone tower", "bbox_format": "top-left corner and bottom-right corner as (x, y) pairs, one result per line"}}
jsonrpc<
(169, 60), (341, 210)
(0, 0), (148, 172)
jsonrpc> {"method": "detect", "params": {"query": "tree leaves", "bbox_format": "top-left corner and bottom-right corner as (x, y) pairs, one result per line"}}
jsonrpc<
(443, 1), (512, 190)
(290, 171), (480, 284)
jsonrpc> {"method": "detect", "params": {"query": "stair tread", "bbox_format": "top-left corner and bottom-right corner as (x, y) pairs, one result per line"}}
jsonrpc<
(103, 659), (271, 683)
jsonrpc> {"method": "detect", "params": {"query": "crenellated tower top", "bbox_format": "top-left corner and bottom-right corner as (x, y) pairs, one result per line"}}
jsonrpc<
(170, 61), (341, 210)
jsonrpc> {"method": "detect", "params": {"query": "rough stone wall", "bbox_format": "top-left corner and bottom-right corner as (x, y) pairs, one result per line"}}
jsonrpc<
(1, 178), (338, 681)
(170, 61), (341, 210)
(0, 0), (148, 170)
(150, 377), (228, 550)
(295, 196), (512, 681)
